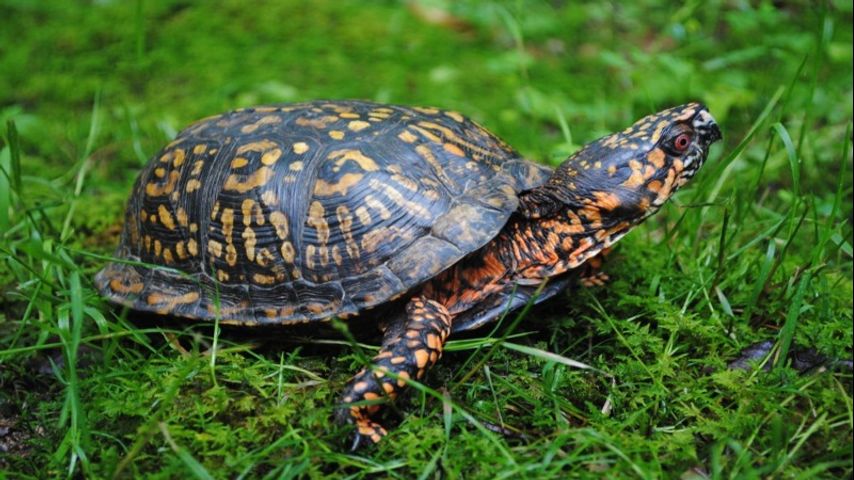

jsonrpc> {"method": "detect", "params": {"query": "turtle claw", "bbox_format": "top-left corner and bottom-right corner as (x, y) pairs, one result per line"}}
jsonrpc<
(347, 419), (387, 451)
(580, 272), (610, 288)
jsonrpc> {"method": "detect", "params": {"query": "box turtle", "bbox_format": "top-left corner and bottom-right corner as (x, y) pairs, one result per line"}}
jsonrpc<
(96, 100), (721, 447)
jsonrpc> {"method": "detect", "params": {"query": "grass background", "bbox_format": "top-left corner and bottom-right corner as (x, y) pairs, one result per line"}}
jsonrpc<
(0, 0), (852, 478)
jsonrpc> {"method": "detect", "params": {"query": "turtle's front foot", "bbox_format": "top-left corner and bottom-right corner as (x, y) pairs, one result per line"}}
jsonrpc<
(336, 296), (452, 448)
(334, 367), (391, 449)
(349, 418), (388, 450)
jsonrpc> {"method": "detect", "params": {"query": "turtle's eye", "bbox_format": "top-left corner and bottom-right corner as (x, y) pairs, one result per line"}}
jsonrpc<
(671, 132), (692, 152)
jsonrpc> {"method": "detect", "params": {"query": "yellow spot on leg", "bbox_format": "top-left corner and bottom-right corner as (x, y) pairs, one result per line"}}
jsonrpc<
(414, 349), (429, 368)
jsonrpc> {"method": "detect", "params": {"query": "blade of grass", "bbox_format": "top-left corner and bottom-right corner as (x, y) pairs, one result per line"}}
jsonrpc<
(771, 122), (800, 196)
(159, 422), (215, 480)
(6, 120), (21, 205)
(776, 270), (811, 367)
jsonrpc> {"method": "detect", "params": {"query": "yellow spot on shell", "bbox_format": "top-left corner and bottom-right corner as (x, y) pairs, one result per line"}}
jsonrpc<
(208, 240), (223, 257)
(444, 111), (464, 122)
(241, 115), (282, 133)
(295, 115), (339, 129)
(187, 239), (198, 256)
(280, 241), (295, 262)
(413, 106), (439, 115)
(364, 195), (391, 220)
(176, 241), (187, 259)
(231, 157), (249, 169)
(241, 198), (264, 226)
(154, 167), (166, 178)
(162, 248), (174, 264)
(221, 208), (234, 241)
(347, 120), (370, 132)
(145, 171), (180, 197)
(158, 205), (176, 230)
(223, 167), (273, 193)
(307, 201), (329, 243)
(443, 143), (465, 157)
(391, 174), (418, 192)
(261, 148), (282, 165)
(243, 226), (257, 261)
(369, 179), (432, 219)
(186, 179), (202, 193)
(305, 245), (316, 269)
(313, 173), (364, 197)
(217, 269), (229, 282)
(328, 149), (379, 171)
(172, 149), (185, 167)
(258, 249), (276, 269)
(176, 208), (189, 227)
(355, 206), (372, 226)
(269, 211), (289, 239)
(261, 190), (277, 206)
(225, 244), (238, 266)
(339, 112), (360, 119)
(193, 144), (207, 155)
(236, 139), (278, 154)
(329, 130), (345, 140)
(398, 130), (417, 143)
(252, 273), (275, 285)
(289, 161), (304, 171)
(292, 142), (309, 154)
(336, 205), (360, 260)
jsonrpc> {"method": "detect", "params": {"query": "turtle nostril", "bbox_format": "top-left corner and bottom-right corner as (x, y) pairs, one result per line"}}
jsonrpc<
(693, 109), (722, 144)
(709, 123), (722, 142)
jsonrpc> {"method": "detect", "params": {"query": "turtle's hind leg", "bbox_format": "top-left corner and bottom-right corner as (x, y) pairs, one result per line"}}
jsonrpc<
(337, 296), (451, 449)
(579, 248), (612, 287)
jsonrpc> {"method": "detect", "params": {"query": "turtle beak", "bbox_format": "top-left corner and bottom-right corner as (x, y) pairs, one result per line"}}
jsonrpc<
(693, 109), (722, 145)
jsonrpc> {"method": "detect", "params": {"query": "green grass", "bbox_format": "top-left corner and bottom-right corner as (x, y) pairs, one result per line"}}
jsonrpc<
(1, 0), (852, 478)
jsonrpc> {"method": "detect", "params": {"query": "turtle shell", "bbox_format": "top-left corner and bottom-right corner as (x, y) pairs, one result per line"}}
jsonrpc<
(96, 100), (551, 325)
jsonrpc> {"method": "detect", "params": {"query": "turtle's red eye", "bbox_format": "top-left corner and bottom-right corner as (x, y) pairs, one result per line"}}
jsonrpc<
(673, 133), (692, 152)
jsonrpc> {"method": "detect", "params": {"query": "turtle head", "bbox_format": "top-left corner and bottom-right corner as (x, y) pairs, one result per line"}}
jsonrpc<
(531, 103), (721, 223)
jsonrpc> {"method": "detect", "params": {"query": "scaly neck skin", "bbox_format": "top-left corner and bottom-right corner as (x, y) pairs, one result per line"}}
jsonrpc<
(423, 184), (649, 315)
(494, 203), (632, 282)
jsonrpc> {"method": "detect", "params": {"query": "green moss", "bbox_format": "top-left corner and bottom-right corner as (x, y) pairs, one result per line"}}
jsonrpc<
(0, 0), (851, 478)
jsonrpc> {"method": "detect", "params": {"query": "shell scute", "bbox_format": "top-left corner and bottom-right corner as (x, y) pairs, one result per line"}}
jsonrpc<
(96, 100), (552, 324)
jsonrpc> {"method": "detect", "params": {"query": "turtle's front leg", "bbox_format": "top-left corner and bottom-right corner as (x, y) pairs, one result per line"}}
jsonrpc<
(337, 296), (451, 448)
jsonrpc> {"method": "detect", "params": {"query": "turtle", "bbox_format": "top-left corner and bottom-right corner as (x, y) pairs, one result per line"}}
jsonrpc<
(96, 100), (721, 447)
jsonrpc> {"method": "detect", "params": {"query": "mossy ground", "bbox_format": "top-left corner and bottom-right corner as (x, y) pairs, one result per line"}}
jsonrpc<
(0, 1), (851, 478)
